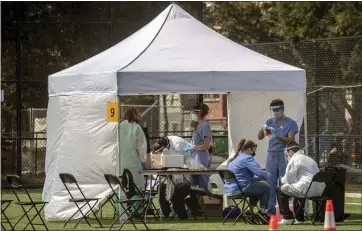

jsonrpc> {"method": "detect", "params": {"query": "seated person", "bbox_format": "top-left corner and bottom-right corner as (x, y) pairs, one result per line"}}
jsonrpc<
(151, 136), (191, 218)
(152, 136), (189, 153)
(224, 139), (270, 223)
(277, 141), (326, 225)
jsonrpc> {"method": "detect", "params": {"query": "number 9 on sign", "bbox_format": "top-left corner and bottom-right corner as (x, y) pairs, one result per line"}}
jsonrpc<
(107, 101), (118, 122)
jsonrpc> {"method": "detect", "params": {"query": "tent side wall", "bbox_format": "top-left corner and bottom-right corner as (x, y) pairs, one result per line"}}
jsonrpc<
(43, 92), (118, 220)
(227, 92), (306, 168)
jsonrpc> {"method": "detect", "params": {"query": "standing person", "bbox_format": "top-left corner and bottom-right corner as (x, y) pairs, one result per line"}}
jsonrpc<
(224, 139), (270, 224)
(184, 103), (213, 193)
(118, 107), (151, 219)
(277, 141), (325, 225)
(258, 99), (299, 217)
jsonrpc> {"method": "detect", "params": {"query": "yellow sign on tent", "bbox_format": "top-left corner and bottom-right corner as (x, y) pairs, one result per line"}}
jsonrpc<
(107, 101), (118, 122)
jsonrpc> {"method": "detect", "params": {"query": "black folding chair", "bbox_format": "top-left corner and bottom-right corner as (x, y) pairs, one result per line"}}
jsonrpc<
(292, 170), (337, 225)
(124, 169), (160, 221)
(59, 173), (103, 228)
(1, 200), (13, 231)
(218, 170), (266, 225)
(104, 174), (147, 230)
(7, 175), (48, 231)
(96, 187), (117, 220)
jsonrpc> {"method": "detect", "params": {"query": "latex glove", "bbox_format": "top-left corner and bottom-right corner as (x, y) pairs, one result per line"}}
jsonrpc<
(183, 144), (193, 152)
(262, 124), (269, 131)
(142, 163), (147, 170)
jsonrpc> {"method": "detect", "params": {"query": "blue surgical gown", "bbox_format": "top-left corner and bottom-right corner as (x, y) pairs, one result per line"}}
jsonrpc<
(265, 116), (298, 216)
(190, 121), (213, 192)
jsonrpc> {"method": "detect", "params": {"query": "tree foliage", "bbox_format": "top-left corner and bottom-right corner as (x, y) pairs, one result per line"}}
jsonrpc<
(1, 2), (362, 139)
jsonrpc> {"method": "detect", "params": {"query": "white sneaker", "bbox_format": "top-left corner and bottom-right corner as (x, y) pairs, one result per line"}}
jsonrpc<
(278, 218), (299, 225)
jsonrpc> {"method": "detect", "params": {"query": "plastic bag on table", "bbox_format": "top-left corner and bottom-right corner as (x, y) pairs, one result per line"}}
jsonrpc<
(185, 158), (207, 170)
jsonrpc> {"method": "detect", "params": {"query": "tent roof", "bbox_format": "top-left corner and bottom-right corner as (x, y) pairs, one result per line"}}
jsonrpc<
(49, 4), (306, 95)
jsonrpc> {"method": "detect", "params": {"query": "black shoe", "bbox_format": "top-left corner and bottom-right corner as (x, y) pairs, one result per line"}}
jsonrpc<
(255, 211), (269, 225)
(244, 210), (258, 224)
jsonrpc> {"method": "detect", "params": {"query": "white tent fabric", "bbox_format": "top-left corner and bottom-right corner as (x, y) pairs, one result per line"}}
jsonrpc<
(49, 4), (305, 96)
(43, 93), (118, 220)
(44, 3), (306, 220)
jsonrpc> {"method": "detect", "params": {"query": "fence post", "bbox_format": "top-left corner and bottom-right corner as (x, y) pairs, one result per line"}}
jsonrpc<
(313, 40), (320, 166)
(16, 2), (22, 177)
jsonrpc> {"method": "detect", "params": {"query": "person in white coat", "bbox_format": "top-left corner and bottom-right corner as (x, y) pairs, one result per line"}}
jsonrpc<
(277, 141), (325, 225)
(152, 136), (189, 153)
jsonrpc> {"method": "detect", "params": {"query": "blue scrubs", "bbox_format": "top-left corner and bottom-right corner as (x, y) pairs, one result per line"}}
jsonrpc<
(191, 121), (213, 192)
(265, 116), (298, 216)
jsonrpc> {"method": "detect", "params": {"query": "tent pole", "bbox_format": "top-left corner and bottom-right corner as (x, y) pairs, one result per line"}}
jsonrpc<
(116, 95), (121, 176)
(303, 100), (309, 156)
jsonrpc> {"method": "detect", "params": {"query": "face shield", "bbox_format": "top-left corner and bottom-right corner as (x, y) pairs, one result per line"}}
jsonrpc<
(270, 105), (285, 120)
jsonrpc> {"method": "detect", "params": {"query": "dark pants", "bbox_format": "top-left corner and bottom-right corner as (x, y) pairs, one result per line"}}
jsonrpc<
(276, 186), (305, 221)
(243, 181), (270, 210)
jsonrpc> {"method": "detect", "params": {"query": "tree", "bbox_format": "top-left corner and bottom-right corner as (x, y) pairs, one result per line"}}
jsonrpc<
(203, 2), (280, 44)
(204, 2), (362, 162)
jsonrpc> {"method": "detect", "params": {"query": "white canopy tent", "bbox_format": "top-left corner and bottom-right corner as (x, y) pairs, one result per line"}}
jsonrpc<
(43, 4), (307, 220)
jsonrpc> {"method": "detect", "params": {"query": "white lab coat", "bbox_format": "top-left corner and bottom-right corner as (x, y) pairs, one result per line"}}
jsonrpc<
(167, 136), (189, 153)
(164, 136), (190, 200)
(281, 150), (325, 198)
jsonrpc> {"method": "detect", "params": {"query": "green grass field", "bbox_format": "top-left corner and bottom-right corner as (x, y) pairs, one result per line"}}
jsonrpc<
(1, 189), (361, 230)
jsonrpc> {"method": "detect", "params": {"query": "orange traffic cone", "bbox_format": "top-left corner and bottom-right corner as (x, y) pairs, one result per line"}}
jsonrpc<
(269, 215), (278, 230)
(324, 200), (336, 231)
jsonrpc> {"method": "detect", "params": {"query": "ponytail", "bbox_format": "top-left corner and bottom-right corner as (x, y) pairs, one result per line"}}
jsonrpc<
(230, 139), (256, 162)
(236, 139), (246, 154)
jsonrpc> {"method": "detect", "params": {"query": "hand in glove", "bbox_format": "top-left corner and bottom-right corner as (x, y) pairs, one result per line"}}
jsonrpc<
(183, 144), (193, 152)
(142, 162), (147, 170)
(262, 124), (269, 131)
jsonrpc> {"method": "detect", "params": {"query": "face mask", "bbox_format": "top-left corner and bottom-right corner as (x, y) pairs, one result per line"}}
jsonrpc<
(191, 113), (198, 122)
(191, 120), (198, 129)
(273, 111), (283, 120)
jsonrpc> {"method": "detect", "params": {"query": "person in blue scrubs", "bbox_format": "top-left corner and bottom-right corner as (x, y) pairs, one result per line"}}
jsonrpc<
(224, 139), (270, 223)
(184, 103), (213, 193)
(258, 99), (299, 217)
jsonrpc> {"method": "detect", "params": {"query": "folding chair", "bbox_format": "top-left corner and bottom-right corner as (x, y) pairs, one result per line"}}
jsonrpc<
(96, 187), (117, 220)
(59, 173), (103, 228)
(124, 169), (160, 221)
(143, 175), (161, 218)
(6, 175), (48, 231)
(1, 200), (13, 231)
(218, 170), (266, 225)
(292, 171), (337, 225)
(104, 174), (147, 230)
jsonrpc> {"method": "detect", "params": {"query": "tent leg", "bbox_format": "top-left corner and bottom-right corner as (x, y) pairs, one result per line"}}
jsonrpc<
(303, 112), (309, 156)
(117, 95), (121, 176)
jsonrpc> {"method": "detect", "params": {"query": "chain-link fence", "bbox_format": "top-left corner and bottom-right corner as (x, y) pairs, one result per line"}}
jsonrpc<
(247, 38), (362, 192)
(1, 2), (361, 192)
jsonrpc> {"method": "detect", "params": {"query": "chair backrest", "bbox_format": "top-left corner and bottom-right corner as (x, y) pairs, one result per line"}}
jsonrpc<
(6, 175), (34, 203)
(311, 171), (336, 184)
(121, 169), (143, 198)
(218, 170), (244, 193)
(59, 173), (86, 200)
(59, 173), (77, 184)
(305, 171), (337, 197)
(104, 174), (123, 200)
